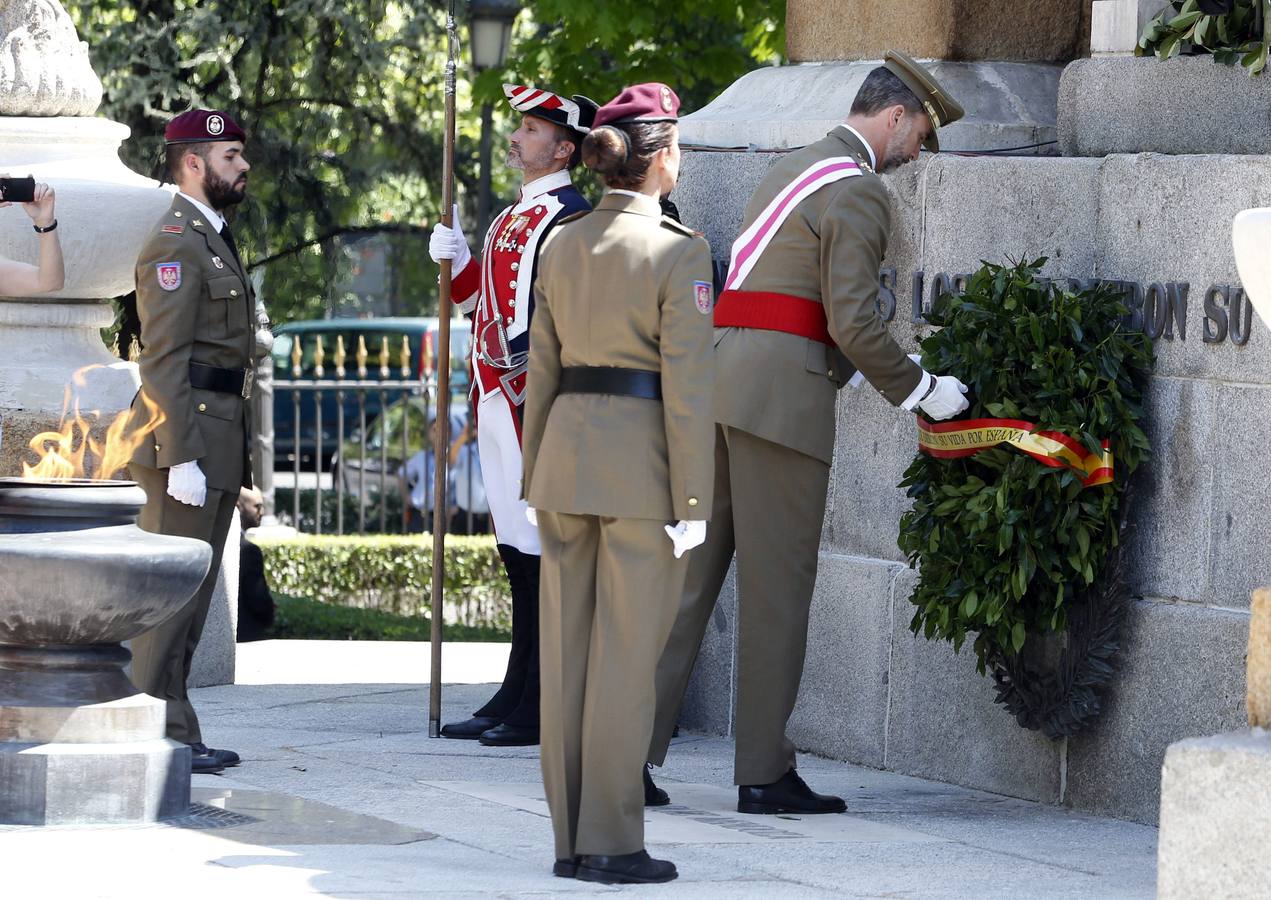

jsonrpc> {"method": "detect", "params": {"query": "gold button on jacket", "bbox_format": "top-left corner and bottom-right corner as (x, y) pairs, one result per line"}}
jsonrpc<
(522, 191), (715, 522)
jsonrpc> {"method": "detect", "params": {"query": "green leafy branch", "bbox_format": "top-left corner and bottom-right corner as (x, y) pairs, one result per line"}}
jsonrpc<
(1139, 0), (1271, 74)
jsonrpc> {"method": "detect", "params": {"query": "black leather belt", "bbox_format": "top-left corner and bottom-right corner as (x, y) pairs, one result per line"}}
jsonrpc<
(189, 362), (254, 400)
(558, 366), (661, 401)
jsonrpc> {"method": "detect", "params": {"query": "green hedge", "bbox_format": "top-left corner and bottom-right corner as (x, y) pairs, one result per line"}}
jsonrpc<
(257, 533), (509, 631)
(270, 592), (509, 641)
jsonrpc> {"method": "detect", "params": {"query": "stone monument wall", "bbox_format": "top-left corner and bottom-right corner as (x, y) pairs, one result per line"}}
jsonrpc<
(671, 138), (1265, 827)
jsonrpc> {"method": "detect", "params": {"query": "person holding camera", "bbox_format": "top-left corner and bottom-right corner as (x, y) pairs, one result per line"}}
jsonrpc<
(0, 176), (64, 295)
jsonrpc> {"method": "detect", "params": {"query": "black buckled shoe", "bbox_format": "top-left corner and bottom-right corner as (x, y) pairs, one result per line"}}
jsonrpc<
(552, 857), (579, 878)
(644, 764), (670, 807)
(575, 850), (677, 885)
(189, 745), (225, 775)
(737, 768), (846, 815)
(478, 723), (539, 747)
(440, 716), (501, 739)
(191, 742), (240, 768)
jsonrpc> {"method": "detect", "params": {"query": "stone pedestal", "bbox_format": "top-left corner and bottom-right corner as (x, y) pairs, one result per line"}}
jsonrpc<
(0, 116), (169, 476)
(1158, 731), (1271, 898)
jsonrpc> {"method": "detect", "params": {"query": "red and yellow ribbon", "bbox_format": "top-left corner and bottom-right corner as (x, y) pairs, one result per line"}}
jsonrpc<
(917, 417), (1113, 488)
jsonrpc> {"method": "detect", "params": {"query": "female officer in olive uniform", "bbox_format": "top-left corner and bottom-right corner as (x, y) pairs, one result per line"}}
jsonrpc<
(520, 83), (715, 886)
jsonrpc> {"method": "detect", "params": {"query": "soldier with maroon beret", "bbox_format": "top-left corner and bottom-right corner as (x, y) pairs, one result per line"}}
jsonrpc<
(524, 81), (713, 885)
(127, 108), (265, 775)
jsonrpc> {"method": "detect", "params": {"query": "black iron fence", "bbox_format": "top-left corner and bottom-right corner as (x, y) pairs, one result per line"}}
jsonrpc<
(255, 329), (490, 537)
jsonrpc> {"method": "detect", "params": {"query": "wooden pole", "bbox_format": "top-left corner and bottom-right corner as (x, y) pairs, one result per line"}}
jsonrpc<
(429, 0), (459, 738)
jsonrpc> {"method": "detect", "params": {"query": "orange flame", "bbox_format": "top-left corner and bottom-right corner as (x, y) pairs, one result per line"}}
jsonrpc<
(21, 366), (166, 481)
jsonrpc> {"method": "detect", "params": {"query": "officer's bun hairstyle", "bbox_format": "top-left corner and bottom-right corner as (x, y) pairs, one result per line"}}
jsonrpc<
(582, 122), (676, 190)
(850, 67), (923, 118)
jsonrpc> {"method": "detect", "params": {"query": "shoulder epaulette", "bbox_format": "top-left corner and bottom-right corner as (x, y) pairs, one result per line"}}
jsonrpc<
(659, 215), (696, 237)
(557, 210), (590, 225)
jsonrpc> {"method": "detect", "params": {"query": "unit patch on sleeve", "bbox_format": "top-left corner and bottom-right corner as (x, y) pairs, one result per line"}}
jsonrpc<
(694, 280), (714, 315)
(156, 262), (182, 292)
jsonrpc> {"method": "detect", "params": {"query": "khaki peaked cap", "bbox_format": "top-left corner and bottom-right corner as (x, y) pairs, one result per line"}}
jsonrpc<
(882, 49), (964, 152)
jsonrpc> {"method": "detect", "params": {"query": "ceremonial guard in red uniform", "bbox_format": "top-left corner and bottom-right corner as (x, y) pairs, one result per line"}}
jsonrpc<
(430, 84), (597, 746)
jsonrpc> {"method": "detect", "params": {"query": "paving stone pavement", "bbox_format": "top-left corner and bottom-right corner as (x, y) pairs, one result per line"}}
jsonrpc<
(1, 641), (1159, 898)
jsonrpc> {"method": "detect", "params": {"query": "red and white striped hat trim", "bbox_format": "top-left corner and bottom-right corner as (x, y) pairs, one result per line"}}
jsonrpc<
(503, 84), (589, 132)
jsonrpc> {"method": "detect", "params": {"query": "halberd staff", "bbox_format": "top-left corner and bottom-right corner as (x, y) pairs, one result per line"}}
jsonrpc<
(647, 51), (970, 815)
(523, 82), (713, 887)
(429, 83), (597, 748)
(127, 109), (266, 776)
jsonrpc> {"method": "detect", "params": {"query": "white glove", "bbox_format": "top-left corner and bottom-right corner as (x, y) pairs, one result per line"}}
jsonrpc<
(167, 460), (207, 507)
(917, 374), (970, 421)
(525, 506), (538, 526)
(428, 204), (472, 271)
(664, 520), (707, 559)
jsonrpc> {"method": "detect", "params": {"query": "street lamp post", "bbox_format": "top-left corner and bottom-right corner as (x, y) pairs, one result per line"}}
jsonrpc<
(470, 0), (520, 237)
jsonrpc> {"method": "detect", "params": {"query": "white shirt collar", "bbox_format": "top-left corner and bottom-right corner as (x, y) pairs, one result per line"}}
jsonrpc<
(176, 191), (226, 232)
(519, 169), (573, 202)
(836, 124), (877, 171)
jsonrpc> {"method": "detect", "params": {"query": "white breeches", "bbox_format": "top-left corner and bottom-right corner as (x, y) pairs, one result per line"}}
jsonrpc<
(477, 390), (540, 555)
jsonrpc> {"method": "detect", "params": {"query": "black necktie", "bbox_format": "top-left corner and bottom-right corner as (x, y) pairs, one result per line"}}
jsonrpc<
(220, 223), (242, 271)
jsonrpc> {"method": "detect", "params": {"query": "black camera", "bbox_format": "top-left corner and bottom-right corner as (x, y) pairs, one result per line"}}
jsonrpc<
(0, 176), (36, 204)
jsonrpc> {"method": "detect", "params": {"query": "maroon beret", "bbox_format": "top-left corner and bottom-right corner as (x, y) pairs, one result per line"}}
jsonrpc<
(164, 109), (247, 145)
(592, 83), (680, 128)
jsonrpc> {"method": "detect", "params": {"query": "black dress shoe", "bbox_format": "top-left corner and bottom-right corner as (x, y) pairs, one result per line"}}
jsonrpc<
(552, 857), (578, 878)
(644, 765), (670, 806)
(191, 742), (240, 768)
(189, 746), (225, 775)
(737, 768), (846, 815)
(440, 716), (501, 739)
(478, 723), (539, 746)
(576, 850), (677, 885)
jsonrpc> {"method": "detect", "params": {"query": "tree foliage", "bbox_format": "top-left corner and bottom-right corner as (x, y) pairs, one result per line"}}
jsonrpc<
(64, 1), (785, 326)
(898, 260), (1154, 672)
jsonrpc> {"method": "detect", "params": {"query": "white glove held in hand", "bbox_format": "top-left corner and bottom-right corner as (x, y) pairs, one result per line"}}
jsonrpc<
(917, 375), (970, 421)
(428, 204), (472, 271)
(525, 506), (538, 527)
(664, 520), (707, 559)
(167, 460), (207, 507)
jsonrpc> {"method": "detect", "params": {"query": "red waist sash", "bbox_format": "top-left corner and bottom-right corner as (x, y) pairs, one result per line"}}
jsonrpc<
(713, 290), (832, 346)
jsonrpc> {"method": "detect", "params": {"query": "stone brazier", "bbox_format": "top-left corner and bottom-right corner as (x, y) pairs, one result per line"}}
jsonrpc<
(0, 478), (210, 825)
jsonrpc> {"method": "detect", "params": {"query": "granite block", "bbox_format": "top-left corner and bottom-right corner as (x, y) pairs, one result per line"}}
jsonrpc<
(1158, 730), (1271, 899)
(1208, 384), (1271, 609)
(1065, 599), (1248, 823)
(1123, 376), (1215, 604)
(1060, 55), (1271, 156)
(884, 569), (1063, 803)
(189, 509), (239, 689)
(1092, 153), (1271, 384)
(823, 389), (914, 563)
(678, 563), (737, 738)
(787, 555), (898, 769)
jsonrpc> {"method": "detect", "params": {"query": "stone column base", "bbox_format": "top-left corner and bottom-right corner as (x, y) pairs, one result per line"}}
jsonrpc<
(1158, 731), (1271, 898)
(0, 693), (190, 825)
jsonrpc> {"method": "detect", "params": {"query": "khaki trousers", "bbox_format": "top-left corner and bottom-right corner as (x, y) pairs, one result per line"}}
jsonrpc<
(538, 511), (686, 859)
(648, 424), (830, 786)
(129, 463), (237, 745)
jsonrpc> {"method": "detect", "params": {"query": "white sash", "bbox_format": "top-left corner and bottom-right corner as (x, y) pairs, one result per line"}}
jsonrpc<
(723, 157), (863, 293)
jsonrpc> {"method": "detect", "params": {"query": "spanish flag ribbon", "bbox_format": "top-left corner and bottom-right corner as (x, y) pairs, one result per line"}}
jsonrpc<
(917, 417), (1113, 488)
